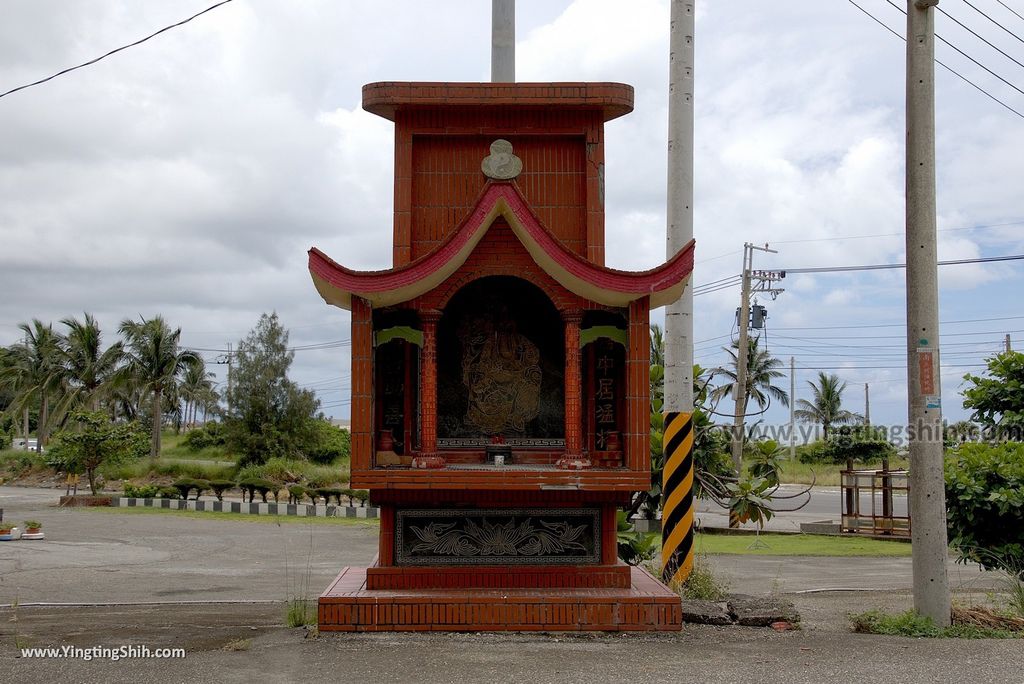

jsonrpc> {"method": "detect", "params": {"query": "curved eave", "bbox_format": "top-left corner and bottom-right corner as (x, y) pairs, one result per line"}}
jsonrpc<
(309, 183), (695, 311)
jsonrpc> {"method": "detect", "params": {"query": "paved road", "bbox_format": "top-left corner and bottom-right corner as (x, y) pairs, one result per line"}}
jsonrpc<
(0, 485), (1019, 683)
(697, 483), (908, 532)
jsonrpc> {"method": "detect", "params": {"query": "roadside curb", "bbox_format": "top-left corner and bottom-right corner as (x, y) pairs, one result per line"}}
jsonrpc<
(112, 497), (380, 519)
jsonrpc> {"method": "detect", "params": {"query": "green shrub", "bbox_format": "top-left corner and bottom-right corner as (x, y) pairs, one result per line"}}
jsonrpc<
(0, 428), (11, 451)
(237, 476), (277, 503)
(209, 479), (235, 501)
(945, 442), (1024, 578)
(288, 484), (308, 505)
(797, 427), (897, 465)
(123, 482), (160, 498)
(304, 421), (351, 465)
(171, 478), (210, 500)
(315, 487), (345, 506)
(182, 421), (228, 451)
(350, 489), (369, 507)
(157, 485), (181, 499)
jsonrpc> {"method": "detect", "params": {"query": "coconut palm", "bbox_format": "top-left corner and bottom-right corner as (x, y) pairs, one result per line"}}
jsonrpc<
(178, 358), (216, 430)
(793, 371), (863, 439)
(710, 337), (789, 411)
(118, 316), (201, 460)
(59, 313), (124, 413)
(649, 323), (665, 367)
(0, 320), (65, 450)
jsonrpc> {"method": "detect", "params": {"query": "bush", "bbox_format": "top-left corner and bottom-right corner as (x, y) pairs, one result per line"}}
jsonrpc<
(945, 442), (1024, 578)
(237, 476), (277, 503)
(304, 421), (351, 465)
(0, 428), (11, 451)
(350, 489), (369, 507)
(123, 482), (160, 498)
(315, 487), (345, 506)
(182, 421), (228, 451)
(171, 478), (210, 500)
(797, 427), (897, 465)
(209, 479), (235, 501)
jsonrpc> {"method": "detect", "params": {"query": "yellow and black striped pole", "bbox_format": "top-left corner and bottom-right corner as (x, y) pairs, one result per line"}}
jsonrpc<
(661, 411), (695, 587)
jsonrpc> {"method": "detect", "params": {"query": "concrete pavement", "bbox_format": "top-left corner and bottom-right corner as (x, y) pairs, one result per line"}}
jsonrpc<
(0, 485), (1019, 683)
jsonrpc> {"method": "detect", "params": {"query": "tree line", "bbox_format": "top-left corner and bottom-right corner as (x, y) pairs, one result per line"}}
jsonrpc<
(0, 314), (215, 458)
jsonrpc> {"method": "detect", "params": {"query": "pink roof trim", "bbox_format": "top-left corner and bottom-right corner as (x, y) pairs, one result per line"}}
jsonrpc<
(309, 183), (694, 309)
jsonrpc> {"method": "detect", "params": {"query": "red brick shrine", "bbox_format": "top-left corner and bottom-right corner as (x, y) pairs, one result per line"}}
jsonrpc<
(309, 82), (694, 631)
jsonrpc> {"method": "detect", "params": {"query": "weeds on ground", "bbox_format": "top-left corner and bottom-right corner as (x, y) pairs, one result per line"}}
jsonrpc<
(851, 609), (1024, 639)
(662, 550), (729, 601)
(222, 638), (251, 651)
(284, 522), (318, 628)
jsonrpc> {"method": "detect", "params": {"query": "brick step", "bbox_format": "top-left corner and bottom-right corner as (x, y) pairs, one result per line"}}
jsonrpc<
(319, 566), (682, 632)
(366, 563), (631, 590)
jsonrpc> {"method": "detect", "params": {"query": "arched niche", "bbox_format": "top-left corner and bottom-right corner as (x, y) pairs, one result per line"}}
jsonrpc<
(436, 276), (565, 446)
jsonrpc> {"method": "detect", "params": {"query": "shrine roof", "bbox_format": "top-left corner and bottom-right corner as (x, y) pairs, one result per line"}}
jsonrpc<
(362, 82), (634, 122)
(308, 182), (694, 311)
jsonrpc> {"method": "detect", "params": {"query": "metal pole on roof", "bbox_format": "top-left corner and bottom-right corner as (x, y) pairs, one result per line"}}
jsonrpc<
(492, 0), (515, 82)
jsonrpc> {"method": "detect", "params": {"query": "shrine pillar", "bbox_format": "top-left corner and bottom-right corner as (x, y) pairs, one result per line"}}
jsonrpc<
(413, 309), (443, 468)
(559, 309), (587, 468)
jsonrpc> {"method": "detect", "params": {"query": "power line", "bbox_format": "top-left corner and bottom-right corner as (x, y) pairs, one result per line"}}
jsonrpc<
(769, 220), (1024, 245)
(773, 314), (1024, 331)
(0, 0), (236, 100)
(884, 0), (1024, 97)
(998, 0), (1024, 25)
(965, 0), (1024, 47)
(847, 0), (1024, 120)
(783, 253), (1024, 274)
(937, 4), (1024, 70)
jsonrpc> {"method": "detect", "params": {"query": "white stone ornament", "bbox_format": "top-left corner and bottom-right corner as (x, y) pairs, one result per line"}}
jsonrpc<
(481, 139), (523, 180)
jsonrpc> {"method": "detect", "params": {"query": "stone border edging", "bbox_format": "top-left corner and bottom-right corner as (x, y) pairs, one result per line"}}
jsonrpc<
(113, 497), (379, 519)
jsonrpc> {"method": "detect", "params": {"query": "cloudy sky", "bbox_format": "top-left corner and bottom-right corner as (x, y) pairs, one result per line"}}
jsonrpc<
(1, 0), (1022, 433)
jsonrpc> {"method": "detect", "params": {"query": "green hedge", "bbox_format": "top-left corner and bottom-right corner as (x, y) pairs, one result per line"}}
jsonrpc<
(945, 442), (1024, 577)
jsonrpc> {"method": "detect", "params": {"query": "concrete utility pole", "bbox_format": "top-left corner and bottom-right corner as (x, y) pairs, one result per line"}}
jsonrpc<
(665, 0), (695, 417)
(790, 357), (796, 459)
(1006, 334), (1012, 352)
(491, 0), (515, 82)
(731, 248), (753, 475)
(730, 242), (780, 475)
(905, 0), (951, 627)
(661, 0), (696, 586)
(865, 383), (871, 426)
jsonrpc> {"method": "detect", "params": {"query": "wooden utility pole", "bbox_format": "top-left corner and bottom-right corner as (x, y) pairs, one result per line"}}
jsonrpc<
(905, 0), (951, 627)
(1006, 334), (1012, 352)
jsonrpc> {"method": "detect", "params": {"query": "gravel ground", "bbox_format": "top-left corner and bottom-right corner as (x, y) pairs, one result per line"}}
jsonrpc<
(1, 485), (1020, 683)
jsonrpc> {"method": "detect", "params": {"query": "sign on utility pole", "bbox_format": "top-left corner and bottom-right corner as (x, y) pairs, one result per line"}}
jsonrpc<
(905, 0), (951, 627)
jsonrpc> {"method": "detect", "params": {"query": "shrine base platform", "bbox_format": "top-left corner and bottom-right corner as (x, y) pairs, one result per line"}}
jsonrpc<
(318, 565), (683, 632)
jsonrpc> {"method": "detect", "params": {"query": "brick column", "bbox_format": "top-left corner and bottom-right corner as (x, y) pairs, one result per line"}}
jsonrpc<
(626, 297), (651, 473)
(558, 309), (589, 470)
(412, 309), (444, 469)
(350, 296), (374, 473)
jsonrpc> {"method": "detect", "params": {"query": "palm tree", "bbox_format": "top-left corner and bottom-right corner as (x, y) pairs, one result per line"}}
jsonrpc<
(59, 313), (123, 413)
(0, 320), (65, 450)
(710, 337), (789, 411)
(118, 316), (201, 460)
(178, 358), (216, 430)
(793, 371), (863, 439)
(649, 323), (665, 367)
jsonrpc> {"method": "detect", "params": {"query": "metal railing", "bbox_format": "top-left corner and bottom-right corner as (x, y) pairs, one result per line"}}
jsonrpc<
(840, 459), (911, 537)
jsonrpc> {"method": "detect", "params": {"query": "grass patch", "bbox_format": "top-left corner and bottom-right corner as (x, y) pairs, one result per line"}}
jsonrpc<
(100, 459), (237, 482)
(696, 533), (912, 557)
(678, 553), (729, 600)
(286, 599), (316, 628)
(759, 457), (909, 487)
(852, 609), (1024, 639)
(83, 506), (378, 526)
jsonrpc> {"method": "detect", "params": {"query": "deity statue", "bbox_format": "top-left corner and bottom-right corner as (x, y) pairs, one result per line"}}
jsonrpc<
(459, 305), (542, 435)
